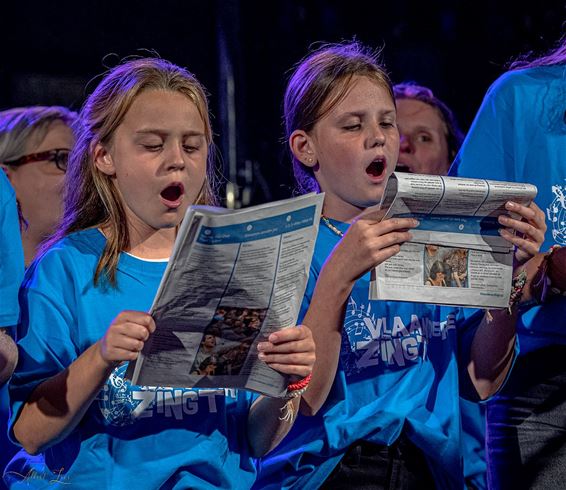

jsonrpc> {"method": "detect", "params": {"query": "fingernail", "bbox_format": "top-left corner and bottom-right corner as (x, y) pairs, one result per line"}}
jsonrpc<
(506, 202), (516, 209)
(257, 343), (267, 351)
(258, 352), (266, 360)
(269, 333), (278, 342)
(413, 220), (420, 227)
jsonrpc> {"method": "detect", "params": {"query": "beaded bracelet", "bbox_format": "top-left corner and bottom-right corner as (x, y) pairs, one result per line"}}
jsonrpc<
(508, 269), (528, 313)
(485, 269), (528, 322)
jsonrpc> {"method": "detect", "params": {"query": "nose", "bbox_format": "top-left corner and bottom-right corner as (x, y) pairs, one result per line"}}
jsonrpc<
(165, 142), (186, 171)
(399, 134), (412, 153)
(368, 124), (386, 148)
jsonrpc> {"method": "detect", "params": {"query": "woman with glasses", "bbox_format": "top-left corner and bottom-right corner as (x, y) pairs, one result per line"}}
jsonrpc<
(0, 106), (77, 267)
(0, 106), (76, 484)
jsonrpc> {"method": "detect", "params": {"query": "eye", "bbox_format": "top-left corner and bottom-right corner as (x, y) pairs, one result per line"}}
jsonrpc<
(417, 133), (433, 143)
(343, 124), (361, 131)
(143, 144), (163, 152)
(380, 121), (396, 129)
(183, 144), (201, 153)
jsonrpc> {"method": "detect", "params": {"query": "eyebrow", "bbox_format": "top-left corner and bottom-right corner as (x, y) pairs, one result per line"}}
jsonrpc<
(134, 129), (205, 137)
(336, 109), (396, 120)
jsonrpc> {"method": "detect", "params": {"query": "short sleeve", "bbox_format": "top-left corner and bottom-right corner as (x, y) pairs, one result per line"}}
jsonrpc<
(0, 172), (25, 330)
(449, 74), (518, 182)
(8, 249), (79, 442)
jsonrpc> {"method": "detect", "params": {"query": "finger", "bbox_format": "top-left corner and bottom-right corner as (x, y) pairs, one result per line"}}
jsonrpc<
(499, 216), (544, 240)
(500, 229), (540, 255)
(263, 362), (312, 377)
(259, 338), (314, 355)
(505, 201), (537, 219)
(116, 323), (152, 341)
(267, 326), (311, 344)
(112, 334), (145, 353)
(368, 244), (403, 265)
(103, 346), (140, 363)
(370, 231), (413, 249)
(114, 310), (154, 329)
(375, 218), (419, 235)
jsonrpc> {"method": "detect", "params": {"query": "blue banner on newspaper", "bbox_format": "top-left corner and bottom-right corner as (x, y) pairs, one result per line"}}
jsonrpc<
(400, 213), (501, 236)
(197, 206), (317, 245)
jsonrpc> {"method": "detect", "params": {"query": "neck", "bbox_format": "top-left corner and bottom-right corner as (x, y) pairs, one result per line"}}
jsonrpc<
(21, 228), (42, 268)
(321, 197), (365, 223)
(102, 222), (175, 260)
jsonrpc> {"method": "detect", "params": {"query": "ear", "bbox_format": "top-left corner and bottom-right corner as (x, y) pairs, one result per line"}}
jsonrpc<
(93, 143), (116, 176)
(289, 129), (317, 168)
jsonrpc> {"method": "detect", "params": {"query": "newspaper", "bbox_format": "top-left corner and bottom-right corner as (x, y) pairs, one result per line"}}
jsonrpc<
(369, 173), (537, 308)
(125, 193), (324, 397)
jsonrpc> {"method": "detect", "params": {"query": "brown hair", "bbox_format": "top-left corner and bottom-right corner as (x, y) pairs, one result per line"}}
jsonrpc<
(284, 42), (394, 194)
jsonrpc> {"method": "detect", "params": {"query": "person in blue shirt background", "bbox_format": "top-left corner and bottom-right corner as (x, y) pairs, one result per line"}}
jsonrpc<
(0, 105), (77, 489)
(394, 81), (487, 490)
(0, 171), (24, 490)
(450, 36), (566, 490)
(5, 57), (315, 489)
(0, 170), (23, 385)
(255, 41), (546, 490)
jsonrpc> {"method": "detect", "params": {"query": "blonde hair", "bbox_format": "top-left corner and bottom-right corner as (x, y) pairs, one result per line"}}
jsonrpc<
(0, 106), (77, 162)
(44, 58), (217, 286)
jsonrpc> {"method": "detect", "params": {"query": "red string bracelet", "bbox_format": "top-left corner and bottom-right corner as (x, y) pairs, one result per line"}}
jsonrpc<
(287, 373), (312, 392)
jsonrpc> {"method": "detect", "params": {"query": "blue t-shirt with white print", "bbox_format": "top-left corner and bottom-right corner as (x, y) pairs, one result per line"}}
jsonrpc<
(255, 218), (483, 490)
(449, 64), (566, 352)
(6, 228), (255, 490)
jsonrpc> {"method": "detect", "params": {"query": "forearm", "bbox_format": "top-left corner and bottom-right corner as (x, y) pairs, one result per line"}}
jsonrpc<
(247, 395), (301, 457)
(0, 328), (18, 386)
(299, 266), (352, 415)
(13, 341), (115, 454)
(468, 308), (517, 399)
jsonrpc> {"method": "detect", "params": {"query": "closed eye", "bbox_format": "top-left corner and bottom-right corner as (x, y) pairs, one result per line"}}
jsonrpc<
(343, 124), (361, 131)
(183, 145), (201, 153)
(143, 144), (163, 151)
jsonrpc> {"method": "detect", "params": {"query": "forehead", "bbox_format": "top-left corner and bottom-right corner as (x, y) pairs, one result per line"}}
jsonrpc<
(324, 76), (395, 116)
(395, 99), (445, 130)
(122, 89), (204, 130)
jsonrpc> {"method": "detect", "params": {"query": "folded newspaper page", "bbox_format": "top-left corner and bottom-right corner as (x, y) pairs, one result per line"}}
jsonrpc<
(125, 193), (324, 397)
(369, 173), (537, 308)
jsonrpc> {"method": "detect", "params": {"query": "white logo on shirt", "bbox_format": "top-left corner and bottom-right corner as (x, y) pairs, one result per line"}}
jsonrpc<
(547, 184), (566, 245)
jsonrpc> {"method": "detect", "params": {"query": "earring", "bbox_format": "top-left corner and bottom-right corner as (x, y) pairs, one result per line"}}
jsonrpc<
(307, 157), (314, 163)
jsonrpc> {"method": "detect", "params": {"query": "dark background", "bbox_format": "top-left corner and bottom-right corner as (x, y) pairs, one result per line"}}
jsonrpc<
(2, 0), (564, 206)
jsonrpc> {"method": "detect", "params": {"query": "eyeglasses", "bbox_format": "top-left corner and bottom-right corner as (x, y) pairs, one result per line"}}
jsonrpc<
(3, 148), (70, 172)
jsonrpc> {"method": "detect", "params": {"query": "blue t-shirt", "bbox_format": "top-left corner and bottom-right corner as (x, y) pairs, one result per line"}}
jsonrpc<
(0, 171), (24, 330)
(256, 219), (483, 490)
(6, 228), (256, 490)
(450, 64), (566, 351)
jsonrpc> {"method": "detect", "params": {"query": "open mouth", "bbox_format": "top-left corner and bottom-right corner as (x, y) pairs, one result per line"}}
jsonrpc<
(160, 182), (185, 206)
(366, 157), (386, 178)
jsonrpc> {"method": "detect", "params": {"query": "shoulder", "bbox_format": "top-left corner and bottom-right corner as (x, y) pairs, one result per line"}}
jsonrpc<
(26, 229), (105, 285)
(486, 66), (563, 100)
